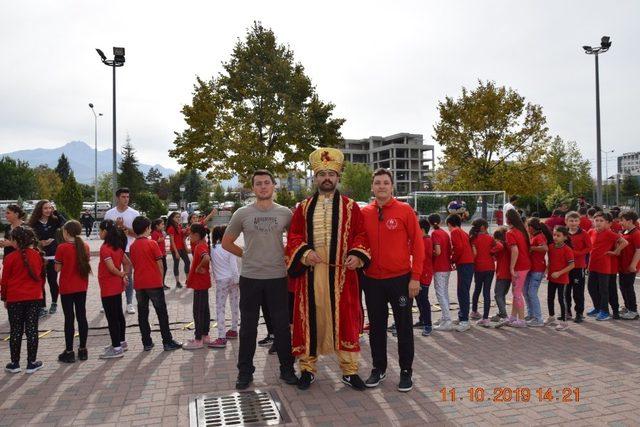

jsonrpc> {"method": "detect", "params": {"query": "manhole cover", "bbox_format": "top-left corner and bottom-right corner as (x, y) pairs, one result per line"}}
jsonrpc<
(189, 390), (291, 426)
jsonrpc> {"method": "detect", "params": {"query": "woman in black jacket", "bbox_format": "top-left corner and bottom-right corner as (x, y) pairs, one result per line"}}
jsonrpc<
(28, 200), (66, 317)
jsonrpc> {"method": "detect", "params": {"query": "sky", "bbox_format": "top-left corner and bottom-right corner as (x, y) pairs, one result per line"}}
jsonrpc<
(1, 0), (638, 176)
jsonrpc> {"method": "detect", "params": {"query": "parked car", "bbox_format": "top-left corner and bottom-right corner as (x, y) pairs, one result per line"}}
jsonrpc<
(168, 202), (178, 211)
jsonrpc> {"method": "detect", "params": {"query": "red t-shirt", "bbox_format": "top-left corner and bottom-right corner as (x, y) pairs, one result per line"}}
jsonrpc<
(129, 237), (163, 289)
(579, 216), (593, 231)
(569, 228), (592, 269)
(151, 230), (166, 255)
(55, 241), (91, 295)
(166, 224), (185, 250)
(431, 228), (452, 272)
(547, 244), (574, 284)
(420, 235), (433, 285)
(611, 221), (623, 234)
(0, 249), (44, 303)
(494, 241), (511, 280)
(506, 228), (531, 271)
(529, 232), (548, 273)
(450, 227), (474, 265)
(187, 241), (211, 290)
(620, 228), (640, 273)
(472, 233), (496, 272)
(589, 229), (620, 274)
(98, 243), (125, 298)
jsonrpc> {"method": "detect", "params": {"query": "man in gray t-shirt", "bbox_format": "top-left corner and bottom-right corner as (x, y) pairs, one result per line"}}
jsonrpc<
(222, 170), (297, 390)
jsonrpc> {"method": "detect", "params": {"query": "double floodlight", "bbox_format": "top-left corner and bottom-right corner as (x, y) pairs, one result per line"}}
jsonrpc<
(96, 47), (125, 66)
(583, 36), (612, 55)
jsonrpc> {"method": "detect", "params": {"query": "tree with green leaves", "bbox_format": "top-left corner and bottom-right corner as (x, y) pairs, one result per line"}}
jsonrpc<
(97, 172), (113, 201)
(170, 21), (345, 185)
(0, 156), (37, 200)
(118, 137), (147, 200)
(135, 192), (167, 220)
(145, 167), (163, 186)
(275, 186), (296, 208)
(55, 153), (72, 182)
(212, 183), (225, 203)
(544, 137), (593, 197)
(57, 173), (83, 219)
(545, 185), (573, 211)
(621, 175), (640, 200)
(341, 162), (372, 202)
(433, 80), (549, 196)
(34, 165), (63, 201)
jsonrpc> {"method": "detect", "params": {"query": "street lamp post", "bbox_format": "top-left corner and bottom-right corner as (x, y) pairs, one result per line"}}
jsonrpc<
(602, 148), (614, 207)
(89, 104), (103, 218)
(180, 185), (186, 210)
(96, 47), (125, 206)
(583, 36), (612, 207)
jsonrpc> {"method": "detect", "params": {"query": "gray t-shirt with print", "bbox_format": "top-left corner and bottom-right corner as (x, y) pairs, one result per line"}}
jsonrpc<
(225, 202), (292, 279)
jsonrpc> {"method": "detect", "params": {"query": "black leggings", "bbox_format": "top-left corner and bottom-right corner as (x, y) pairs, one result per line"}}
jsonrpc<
(101, 294), (126, 348)
(41, 261), (59, 307)
(472, 270), (494, 319)
(8, 301), (40, 364)
(161, 256), (167, 285)
(61, 292), (88, 351)
(193, 289), (210, 340)
(548, 282), (568, 320)
(171, 248), (190, 277)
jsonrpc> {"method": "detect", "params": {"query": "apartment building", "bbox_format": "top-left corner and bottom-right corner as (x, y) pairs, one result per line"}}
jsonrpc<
(342, 133), (435, 195)
(617, 152), (640, 176)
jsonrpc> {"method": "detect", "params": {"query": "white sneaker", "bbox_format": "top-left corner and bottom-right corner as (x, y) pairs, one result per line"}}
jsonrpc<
(555, 321), (569, 331)
(127, 304), (136, 314)
(455, 321), (470, 332)
(434, 320), (453, 331)
(433, 318), (442, 326)
(621, 311), (639, 320)
(544, 316), (556, 326)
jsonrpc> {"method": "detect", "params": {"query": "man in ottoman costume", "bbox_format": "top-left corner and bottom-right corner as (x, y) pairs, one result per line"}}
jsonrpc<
(285, 147), (371, 391)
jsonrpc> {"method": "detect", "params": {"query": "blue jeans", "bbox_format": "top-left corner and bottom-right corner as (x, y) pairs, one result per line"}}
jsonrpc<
(416, 284), (432, 327)
(524, 271), (544, 321)
(456, 263), (475, 322)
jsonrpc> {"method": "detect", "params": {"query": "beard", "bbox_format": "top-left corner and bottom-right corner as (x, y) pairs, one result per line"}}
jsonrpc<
(319, 180), (336, 192)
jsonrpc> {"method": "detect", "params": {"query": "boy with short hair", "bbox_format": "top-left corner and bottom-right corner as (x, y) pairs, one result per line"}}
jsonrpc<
(130, 216), (182, 351)
(619, 211), (640, 320)
(565, 211), (592, 323)
(578, 207), (592, 231)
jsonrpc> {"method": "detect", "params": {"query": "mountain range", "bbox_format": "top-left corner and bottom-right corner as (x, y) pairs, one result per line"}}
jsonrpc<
(1, 141), (175, 184)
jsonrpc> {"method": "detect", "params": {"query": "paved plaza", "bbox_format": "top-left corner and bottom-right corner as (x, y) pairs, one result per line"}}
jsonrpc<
(1, 241), (639, 426)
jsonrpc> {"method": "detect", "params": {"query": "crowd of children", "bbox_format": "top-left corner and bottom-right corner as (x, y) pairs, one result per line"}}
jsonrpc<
(2, 203), (638, 373)
(1, 210), (241, 373)
(413, 206), (640, 338)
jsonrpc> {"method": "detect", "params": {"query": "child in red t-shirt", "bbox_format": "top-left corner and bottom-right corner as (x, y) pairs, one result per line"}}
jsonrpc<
(130, 216), (182, 351)
(54, 220), (91, 363)
(566, 211), (592, 323)
(503, 210), (531, 327)
(417, 219), (434, 336)
(183, 223), (212, 350)
(469, 218), (497, 325)
(446, 214), (474, 331)
(619, 210), (640, 319)
(547, 226), (575, 331)
(587, 212), (628, 321)
(524, 218), (552, 327)
(151, 219), (169, 290)
(97, 219), (131, 359)
(491, 227), (510, 323)
(166, 212), (190, 288)
(429, 214), (453, 331)
(1, 226), (44, 374)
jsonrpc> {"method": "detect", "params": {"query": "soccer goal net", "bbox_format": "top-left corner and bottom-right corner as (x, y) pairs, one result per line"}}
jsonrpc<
(408, 191), (506, 228)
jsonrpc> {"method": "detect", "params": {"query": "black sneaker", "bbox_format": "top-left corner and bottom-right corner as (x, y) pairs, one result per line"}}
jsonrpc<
(342, 374), (366, 391)
(176, 282), (183, 289)
(268, 343), (277, 355)
(38, 308), (48, 318)
(26, 361), (43, 374)
(612, 312), (621, 320)
(5, 362), (20, 373)
(365, 368), (386, 388)
(413, 321), (425, 329)
(258, 334), (274, 347)
(49, 303), (58, 314)
(163, 285), (170, 290)
(280, 368), (298, 385)
(235, 374), (253, 390)
(398, 369), (413, 392)
(143, 343), (155, 351)
(78, 348), (88, 361)
(58, 350), (75, 364)
(163, 340), (183, 351)
(297, 371), (315, 390)
(387, 323), (396, 332)
(574, 314), (584, 324)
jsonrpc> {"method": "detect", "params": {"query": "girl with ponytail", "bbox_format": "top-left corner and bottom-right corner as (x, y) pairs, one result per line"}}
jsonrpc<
(54, 220), (91, 363)
(1, 226), (44, 373)
(183, 223), (212, 350)
(428, 213), (454, 331)
(469, 218), (498, 326)
(97, 220), (131, 359)
(523, 217), (552, 327)
(502, 209), (531, 327)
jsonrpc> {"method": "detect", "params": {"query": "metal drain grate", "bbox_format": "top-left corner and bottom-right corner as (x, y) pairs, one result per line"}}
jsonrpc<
(189, 390), (290, 426)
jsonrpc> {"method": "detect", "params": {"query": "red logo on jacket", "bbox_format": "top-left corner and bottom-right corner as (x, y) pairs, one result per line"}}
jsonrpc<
(386, 218), (398, 230)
